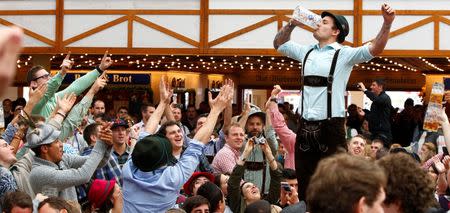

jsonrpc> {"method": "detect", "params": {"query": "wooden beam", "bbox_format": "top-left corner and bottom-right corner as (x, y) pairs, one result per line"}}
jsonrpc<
(0, 10), (55, 15)
(388, 16), (434, 39)
(209, 9), (354, 15)
(277, 16), (283, 31)
(434, 15), (439, 50)
(133, 16), (200, 47)
(200, 0), (209, 52)
(439, 16), (450, 25)
(363, 10), (450, 15)
(55, 0), (63, 51)
(0, 18), (55, 46)
(354, 0), (363, 46)
(20, 47), (450, 57)
(128, 14), (133, 48)
(62, 16), (128, 46)
(364, 16), (434, 43)
(209, 16), (278, 47)
(64, 10), (199, 15)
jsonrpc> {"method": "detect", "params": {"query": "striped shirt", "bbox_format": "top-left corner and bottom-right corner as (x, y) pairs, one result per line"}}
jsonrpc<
(212, 144), (240, 174)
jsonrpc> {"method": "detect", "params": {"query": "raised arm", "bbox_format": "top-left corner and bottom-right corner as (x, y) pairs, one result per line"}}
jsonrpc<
(58, 72), (108, 141)
(143, 76), (172, 134)
(238, 98), (251, 130)
(441, 109), (450, 149)
(47, 93), (77, 129)
(194, 84), (233, 144)
(273, 19), (300, 50)
(56, 51), (112, 98)
(221, 79), (234, 132)
(368, 4), (395, 56)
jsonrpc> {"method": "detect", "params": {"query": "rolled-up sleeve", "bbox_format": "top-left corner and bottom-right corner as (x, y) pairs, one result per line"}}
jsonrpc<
(277, 41), (307, 62)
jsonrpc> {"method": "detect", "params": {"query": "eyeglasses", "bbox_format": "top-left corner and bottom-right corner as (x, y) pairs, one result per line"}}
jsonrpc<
(33, 74), (50, 81)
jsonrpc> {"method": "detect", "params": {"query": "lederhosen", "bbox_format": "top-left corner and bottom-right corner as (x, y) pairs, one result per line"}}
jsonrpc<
(295, 48), (347, 200)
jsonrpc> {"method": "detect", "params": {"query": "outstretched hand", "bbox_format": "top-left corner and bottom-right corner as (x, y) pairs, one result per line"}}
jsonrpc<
(56, 93), (77, 114)
(159, 75), (173, 104)
(208, 84), (233, 113)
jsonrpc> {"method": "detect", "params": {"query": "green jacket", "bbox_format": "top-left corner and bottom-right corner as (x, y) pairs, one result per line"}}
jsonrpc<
(31, 69), (100, 117)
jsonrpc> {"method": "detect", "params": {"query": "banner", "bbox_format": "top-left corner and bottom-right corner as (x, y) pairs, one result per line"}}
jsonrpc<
(62, 73), (151, 85)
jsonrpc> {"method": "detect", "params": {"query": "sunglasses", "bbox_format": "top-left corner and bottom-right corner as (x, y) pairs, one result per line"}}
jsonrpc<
(33, 74), (50, 81)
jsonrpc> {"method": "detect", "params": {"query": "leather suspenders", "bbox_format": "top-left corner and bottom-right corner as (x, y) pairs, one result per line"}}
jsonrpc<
(300, 48), (341, 120)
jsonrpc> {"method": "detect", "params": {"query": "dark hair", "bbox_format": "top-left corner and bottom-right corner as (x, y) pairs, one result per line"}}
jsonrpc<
(182, 195), (209, 213)
(404, 98), (414, 108)
(157, 120), (181, 136)
(38, 197), (75, 213)
(27, 65), (45, 83)
(377, 153), (436, 213)
(118, 106), (128, 112)
(140, 103), (155, 113)
(373, 79), (386, 89)
(83, 123), (99, 145)
(96, 187), (115, 213)
(197, 182), (224, 212)
(1, 191), (33, 213)
(31, 146), (43, 157)
(282, 168), (297, 180)
(91, 99), (105, 108)
(94, 113), (110, 122)
(12, 98), (27, 111)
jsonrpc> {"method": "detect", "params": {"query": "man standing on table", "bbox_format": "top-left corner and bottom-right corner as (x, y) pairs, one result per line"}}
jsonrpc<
(273, 4), (395, 200)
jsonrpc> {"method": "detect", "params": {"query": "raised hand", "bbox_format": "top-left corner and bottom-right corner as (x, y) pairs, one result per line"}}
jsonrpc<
(242, 96), (251, 115)
(271, 85), (282, 97)
(56, 93), (77, 114)
(99, 51), (113, 71)
(381, 3), (395, 25)
(91, 71), (108, 93)
(99, 122), (113, 146)
(357, 82), (366, 91)
(208, 84), (233, 113)
(60, 51), (73, 74)
(0, 26), (23, 97)
(159, 76), (173, 104)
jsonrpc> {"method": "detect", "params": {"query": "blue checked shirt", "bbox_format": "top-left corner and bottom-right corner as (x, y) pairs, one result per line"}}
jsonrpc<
(76, 145), (130, 201)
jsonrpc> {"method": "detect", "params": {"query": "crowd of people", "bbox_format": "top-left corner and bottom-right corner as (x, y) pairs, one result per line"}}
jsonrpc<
(1, 3), (450, 213)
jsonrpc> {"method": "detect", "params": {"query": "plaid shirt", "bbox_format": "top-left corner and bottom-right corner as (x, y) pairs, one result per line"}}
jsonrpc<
(76, 145), (131, 202)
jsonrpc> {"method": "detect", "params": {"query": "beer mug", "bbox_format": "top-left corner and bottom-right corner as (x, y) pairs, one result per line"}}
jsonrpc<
(292, 5), (322, 29)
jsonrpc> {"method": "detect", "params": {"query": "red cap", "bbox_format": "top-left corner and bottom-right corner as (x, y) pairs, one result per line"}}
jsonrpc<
(88, 179), (116, 208)
(183, 172), (215, 196)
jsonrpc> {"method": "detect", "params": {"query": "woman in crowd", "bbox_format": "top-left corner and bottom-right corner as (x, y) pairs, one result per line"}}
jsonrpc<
(228, 139), (281, 213)
(86, 179), (122, 213)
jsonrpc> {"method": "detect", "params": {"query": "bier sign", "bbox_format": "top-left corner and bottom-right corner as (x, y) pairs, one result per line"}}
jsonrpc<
(62, 73), (151, 85)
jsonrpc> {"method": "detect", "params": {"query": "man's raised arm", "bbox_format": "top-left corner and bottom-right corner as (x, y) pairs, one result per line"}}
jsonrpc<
(368, 3), (395, 56)
(273, 19), (301, 50)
